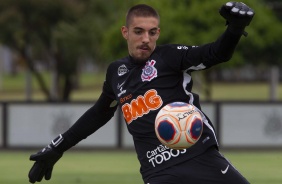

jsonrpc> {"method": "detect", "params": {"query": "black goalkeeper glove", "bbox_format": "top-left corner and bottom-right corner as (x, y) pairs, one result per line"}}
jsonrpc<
(28, 135), (64, 183)
(219, 2), (255, 36)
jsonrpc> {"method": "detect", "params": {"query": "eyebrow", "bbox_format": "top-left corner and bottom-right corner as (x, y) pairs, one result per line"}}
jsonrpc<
(133, 27), (159, 31)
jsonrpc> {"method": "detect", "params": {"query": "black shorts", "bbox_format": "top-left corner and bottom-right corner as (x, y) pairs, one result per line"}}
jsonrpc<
(144, 147), (250, 184)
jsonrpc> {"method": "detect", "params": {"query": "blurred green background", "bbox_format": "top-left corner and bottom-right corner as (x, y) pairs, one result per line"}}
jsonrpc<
(0, 0), (281, 102)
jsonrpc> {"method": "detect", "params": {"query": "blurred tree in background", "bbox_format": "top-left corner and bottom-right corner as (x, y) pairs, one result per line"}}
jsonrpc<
(0, 0), (281, 101)
(0, 0), (122, 101)
(0, 0), (85, 101)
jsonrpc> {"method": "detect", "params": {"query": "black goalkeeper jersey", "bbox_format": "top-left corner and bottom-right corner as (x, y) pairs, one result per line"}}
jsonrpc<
(62, 28), (242, 180)
(102, 29), (241, 179)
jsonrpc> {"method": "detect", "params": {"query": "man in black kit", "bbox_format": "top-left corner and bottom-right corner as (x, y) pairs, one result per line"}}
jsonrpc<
(29, 2), (254, 184)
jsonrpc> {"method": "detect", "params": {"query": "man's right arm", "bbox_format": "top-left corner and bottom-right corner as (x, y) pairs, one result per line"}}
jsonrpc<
(58, 92), (118, 152)
(28, 92), (118, 183)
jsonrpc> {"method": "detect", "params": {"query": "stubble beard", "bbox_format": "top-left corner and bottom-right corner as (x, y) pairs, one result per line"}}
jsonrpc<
(131, 46), (153, 64)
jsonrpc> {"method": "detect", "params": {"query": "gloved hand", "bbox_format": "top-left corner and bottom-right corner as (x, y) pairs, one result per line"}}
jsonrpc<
(219, 2), (255, 36)
(28, 135), (64, 183)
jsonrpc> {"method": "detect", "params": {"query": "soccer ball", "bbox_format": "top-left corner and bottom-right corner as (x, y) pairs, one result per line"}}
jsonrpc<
(155, 102), (203, 149)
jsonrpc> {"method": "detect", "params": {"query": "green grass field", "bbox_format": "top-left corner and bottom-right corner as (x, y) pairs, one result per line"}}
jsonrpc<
(0, 150), (281, 184)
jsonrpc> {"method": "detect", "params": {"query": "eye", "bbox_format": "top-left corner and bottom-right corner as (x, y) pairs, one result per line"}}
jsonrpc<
(134, 29), (143, 35)
(149, 30), (157, 36)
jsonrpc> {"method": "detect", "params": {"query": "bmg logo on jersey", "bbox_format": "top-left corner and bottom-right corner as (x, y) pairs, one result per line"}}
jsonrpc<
(141, 60), (158, 82)
(122, 89), (163, 124)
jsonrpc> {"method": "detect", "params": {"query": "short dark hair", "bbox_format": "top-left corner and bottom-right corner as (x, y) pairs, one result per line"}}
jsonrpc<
(126, 4), (160, 27)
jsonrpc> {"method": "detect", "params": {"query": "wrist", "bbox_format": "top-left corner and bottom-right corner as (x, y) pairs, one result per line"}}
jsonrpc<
(50, 134), (71, 153)
(51, 134), (64, 147)
(227, 24), (246, 36)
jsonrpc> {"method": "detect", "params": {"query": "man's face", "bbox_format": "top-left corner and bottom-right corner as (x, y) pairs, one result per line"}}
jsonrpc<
(121, 16), (160, 63)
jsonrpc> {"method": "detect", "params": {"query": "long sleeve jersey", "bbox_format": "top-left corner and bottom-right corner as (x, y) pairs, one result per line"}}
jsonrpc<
(61, 27), (242, 180)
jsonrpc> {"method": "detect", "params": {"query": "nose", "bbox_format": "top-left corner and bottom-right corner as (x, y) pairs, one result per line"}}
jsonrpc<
(142, 32), (150, 43)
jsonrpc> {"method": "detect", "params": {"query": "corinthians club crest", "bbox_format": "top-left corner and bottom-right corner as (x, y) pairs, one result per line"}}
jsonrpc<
(141, 60), (158, 82)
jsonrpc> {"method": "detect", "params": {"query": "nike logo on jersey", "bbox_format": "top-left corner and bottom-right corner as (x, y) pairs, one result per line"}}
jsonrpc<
(117, 81), (126, 97)
(117, 87), (126, 97)
(117, 81), (125, 89)
(221, 165), (229, 174)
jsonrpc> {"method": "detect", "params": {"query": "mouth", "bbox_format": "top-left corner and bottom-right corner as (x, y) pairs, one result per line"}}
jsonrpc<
(138, 45), (151, 52)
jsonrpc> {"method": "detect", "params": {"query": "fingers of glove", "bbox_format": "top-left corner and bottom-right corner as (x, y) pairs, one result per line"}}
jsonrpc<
(28, 162), (44, 183)
(30, 153), (41, 161)
(30, 145), (52, 161)
(45, 167), (53, 180)
(227, 2), (254, 17)
(37, 167), (47, 182)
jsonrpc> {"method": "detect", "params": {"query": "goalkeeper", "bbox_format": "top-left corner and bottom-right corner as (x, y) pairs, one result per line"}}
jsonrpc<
(28, 2), (254, 184)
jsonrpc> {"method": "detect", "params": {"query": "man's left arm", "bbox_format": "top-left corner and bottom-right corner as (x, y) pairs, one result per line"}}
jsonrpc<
(211, 1), (255, 62)
(183, 2), (255, 69)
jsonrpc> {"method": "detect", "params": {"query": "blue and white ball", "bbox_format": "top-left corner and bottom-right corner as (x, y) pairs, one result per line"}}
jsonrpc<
(155, 102), (203, 149)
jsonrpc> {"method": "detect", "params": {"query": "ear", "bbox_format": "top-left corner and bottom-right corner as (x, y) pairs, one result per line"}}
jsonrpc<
(156, 28), (161, 39)
(121, 26), (128, 40)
